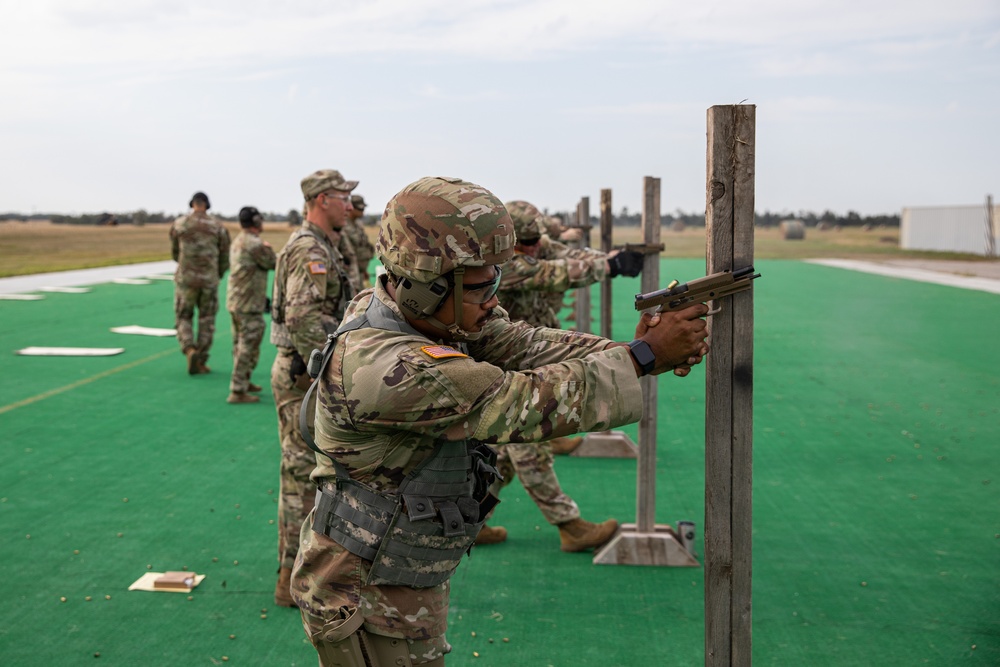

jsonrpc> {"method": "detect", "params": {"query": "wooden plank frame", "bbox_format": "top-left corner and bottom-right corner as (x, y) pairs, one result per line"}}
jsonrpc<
(573, 197), (592, 334)
(704, 104), (756, 666)
(593, 176), (695, 567)
(575, 187), (639, 459)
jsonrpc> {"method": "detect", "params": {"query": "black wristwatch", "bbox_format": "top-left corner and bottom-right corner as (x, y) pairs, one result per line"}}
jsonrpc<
(627, 339), (656, 376)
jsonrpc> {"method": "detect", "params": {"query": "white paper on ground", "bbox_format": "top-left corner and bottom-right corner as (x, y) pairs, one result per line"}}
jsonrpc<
(39, 286), (92, 293)
(112, 278), (152, 285)
(0, 294), (44, 300)
(128, 572), (206, 593)
(111, 325), (177, 337)
(17, 347), (125, 356)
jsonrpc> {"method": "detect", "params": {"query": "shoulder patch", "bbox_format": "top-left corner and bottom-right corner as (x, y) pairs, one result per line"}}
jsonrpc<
(516, 254), (538, 265)
(420, 345), (468, 360)
(308, 261), (327, 275)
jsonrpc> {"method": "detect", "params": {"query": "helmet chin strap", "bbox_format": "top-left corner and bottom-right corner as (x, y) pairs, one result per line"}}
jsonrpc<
(419, 267), (485, 342)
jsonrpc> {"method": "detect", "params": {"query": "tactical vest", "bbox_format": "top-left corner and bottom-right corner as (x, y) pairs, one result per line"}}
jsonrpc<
(270, 225), (353, 348)
(300, 297), (501, 588)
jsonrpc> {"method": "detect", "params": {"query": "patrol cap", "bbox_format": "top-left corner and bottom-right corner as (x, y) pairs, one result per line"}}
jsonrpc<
(301, 169), (358, 200)
(350, 194), (366, 210)
(190, 191), (211, 210)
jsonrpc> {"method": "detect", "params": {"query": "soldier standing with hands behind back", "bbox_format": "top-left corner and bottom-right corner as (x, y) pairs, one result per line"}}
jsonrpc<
(170, 191), (230, 375)
(226, 206), (276, 404)
(269, 169), (357, 606)
(342, 194), (376, 288)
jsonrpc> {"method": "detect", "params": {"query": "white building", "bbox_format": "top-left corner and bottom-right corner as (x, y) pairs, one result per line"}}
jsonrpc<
(901, 201), (999, 256)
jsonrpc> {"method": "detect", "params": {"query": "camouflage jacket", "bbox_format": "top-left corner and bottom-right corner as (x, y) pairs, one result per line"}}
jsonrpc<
(342, 218), (376, 280)
(169, 212), (230, 288)
(304, 277), (641, 638)
(538, 235), (607, 324)
(313, 277), (641, 486)
(270, 221), (354, 358)
(497, 243), (607, 327)
(226, 230), (276, 314)
(338, 230), (362, 292)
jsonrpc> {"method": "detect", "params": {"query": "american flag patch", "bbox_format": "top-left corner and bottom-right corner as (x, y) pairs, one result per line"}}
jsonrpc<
(420, 345), (467, 359)
(308, 261), (327, 275)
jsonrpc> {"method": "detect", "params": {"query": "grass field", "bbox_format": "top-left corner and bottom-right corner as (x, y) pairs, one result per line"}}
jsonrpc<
(2, 220), (993, 277)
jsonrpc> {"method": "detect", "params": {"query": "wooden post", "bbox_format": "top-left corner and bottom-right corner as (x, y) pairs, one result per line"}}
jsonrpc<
(576, 188), (639, 458)
(599, 188), (614, 339)
(593, 176), (695, 567)
(704, 104), (756, 667)
(573, 197), (592, 334)
(636, 176), (661, 533)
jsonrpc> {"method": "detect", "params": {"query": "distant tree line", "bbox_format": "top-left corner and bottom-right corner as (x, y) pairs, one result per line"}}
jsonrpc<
(0, 209), (384, 227)
(553, 208), (901, 228)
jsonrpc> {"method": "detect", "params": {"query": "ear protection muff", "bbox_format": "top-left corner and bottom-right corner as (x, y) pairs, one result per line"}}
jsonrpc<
(396, 276), (451, 319)
(189, 193), (211, 210)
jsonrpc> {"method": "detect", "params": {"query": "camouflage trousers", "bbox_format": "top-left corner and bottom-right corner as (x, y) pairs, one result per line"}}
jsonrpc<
(293, 518), (452, 665)
(229, 311), (266, 393)
(495, 441), (580, 525)
(271, 348), (318, 570)
(174, 282), (219, 361)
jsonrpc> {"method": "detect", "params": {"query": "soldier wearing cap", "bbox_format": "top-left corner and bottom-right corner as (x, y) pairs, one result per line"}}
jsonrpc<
(269, 169), (357, 606)
(225, 206), (276, 404)
(169, 191), (230, 375)
(342, 193), (376, 288)
(290, 176), (709, 666)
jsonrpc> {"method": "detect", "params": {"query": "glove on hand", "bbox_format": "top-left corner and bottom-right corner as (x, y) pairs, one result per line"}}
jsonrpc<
(608, 250), (644, 278)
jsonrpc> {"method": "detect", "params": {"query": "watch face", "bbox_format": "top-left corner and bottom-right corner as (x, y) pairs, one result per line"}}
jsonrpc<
(629, 340), (656, 374)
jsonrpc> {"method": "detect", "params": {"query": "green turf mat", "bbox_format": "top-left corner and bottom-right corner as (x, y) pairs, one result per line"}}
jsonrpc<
(0, 261), (997, 666)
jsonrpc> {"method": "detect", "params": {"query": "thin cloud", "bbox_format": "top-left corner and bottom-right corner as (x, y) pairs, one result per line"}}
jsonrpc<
(2, 0), (996, 71)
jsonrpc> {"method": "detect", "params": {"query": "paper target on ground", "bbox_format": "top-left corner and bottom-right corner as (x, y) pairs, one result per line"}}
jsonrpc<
(111, 325), (177, 337)
(17, 347), (125, 356)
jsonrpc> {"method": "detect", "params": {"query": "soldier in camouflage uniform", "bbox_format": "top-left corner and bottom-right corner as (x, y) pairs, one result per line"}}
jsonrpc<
(475, 201), (644, 543)
(291, 176), (710, 666)
(226, 206), (276, 404)
(169, 191), (230, 374)
(270, 169), (357, 606)
(342, 194), (376, 288)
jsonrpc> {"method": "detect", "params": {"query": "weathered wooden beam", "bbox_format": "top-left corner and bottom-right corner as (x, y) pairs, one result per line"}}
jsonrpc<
(573, 197), (592, 334)
(637, 176), (661, 533)
(599, 188), (614, 339)
(704, 103), (756, 667)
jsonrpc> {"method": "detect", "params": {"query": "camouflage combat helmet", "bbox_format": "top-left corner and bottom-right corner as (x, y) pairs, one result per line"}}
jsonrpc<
(377, 176), (514, 339)
(378, 176), (514, 284)
(504, 200), (544, 242)
(543, 214), (564, 238)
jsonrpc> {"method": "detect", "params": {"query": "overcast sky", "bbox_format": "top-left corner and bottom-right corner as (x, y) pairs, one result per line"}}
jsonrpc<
(1, 0), (997, 218)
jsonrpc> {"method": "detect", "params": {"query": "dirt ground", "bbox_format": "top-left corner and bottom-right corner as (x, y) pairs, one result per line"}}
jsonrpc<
(871, 258), (1000, 280)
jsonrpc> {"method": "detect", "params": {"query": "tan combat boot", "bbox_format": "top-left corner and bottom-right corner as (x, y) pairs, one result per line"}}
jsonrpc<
(274, 567), (294, 607)
(549, 436), (583, 455)
(474, 524), (508, 545)
(227, 392), (260, 404)
(247, 382), (263, 393)
(558, 518), (618, 552)
(194, 353), (211, 374)
(184, 347), (199, 375)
